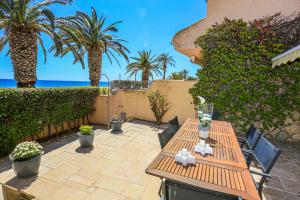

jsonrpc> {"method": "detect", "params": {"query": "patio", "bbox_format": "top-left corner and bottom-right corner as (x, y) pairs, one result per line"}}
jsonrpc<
(0, 120), (299, 200)
(0, 121), (167, 200)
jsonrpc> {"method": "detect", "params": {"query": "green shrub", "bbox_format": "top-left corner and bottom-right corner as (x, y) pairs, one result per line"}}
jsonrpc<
(99, 87), (109, 95)
(147, 90), (170, 125)
(111, 80), (143, 90)
(190, 14), (300, 134)
(9, 141), (44, 162)
(0, 87), (99, 157)
(79, 125), (93, 135)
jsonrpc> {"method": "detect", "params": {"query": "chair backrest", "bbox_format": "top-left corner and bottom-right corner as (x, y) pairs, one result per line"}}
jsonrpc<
(212, 111), (220, 120)
(158, 125), (178, 149)
(246, 125), (262, 149)
(169, 116), (180, 128)
(253, 137), (281, 173)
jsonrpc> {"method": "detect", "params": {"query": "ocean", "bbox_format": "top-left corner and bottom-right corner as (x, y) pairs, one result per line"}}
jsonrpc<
(0, 79), (108, 88)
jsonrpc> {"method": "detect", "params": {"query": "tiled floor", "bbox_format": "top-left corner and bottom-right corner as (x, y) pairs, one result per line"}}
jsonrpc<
(0, 120), (299, 200)
(0, 121), (167, 200)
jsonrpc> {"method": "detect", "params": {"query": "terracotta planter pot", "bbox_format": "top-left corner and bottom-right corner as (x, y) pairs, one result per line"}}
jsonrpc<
(12, 155), (41, 178)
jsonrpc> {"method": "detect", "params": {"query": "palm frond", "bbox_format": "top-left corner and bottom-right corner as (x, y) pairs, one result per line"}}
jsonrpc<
(37, 35), (47, 63)
(52, 7), (129, 70)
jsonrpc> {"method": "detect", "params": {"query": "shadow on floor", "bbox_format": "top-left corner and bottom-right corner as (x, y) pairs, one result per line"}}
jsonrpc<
(75, 146), (94, 154)
(127, 119), (168, 131)
(0, 124), (108, 174)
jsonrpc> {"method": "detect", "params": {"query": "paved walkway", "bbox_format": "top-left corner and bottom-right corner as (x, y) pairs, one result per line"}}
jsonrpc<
(0, 120), (299, 200)
(262, 141), (300, 200)
(0, 121), (167, 200)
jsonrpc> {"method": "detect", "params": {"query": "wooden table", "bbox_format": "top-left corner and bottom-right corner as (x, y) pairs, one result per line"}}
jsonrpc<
(146, 118), (260, 200)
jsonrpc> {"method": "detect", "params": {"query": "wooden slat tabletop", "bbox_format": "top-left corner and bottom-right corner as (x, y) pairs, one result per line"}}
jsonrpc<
(146, 118), (260, 200)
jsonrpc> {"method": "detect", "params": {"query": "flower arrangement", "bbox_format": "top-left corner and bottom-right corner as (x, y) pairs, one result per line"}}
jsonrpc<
(197, 96), (213, 128)
(9, 141), (44, 162)
(79, 125), (93, 135)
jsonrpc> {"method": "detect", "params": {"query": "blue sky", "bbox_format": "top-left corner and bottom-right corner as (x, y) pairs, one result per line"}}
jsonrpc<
(0, 0), (207, 81)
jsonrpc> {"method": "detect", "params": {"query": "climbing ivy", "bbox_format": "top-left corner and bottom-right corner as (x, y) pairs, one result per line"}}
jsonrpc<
(190, 15), (300, 134)
(0, 87), (99, 157)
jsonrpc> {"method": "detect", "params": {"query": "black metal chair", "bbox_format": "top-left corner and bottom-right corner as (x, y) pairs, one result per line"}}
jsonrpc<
(158, 125), (178, 149)
(245, 136), (281, 197)
(169, 116), (180, 128)
(212, 111), (220, 120)
(160, 179), (242, 200)
(237, 125), (262, 151)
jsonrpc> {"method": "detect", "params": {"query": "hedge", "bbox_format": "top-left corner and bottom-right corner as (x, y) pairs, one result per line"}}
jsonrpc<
(0, 87), (99, 157)
(111, 80), (143, 91)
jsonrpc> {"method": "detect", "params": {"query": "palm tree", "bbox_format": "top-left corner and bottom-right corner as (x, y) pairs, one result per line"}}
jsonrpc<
(181, 69), (189, 79)
(168, 69), (190, 80)
(157, 53), (175, 79)
(54, 8), (129, 87)
(0, 0), (71, 87)
(126, 50), (161, 88)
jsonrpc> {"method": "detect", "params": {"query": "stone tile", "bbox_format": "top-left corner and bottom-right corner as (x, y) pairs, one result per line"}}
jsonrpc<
(67, 174), (95, 186)
(140, 185), (161, 200)
(280, 177), (300, 196)
(43, 163), (80, 182)
(88, 158), (123, 173)
(0, 169), (15, 183)
(94, 174), (128, 193)
(122, 184), (145, 200)
(264, 175), (285, 191)
(102, 149), (137, 162)
(61, 179), (90, 192)
(85, 188), (126, 200)
(73, 168), (103, 181)
(67, 156), (98, 168)
(38, 165), (52, 176)
(263, 187), (300, 200)
(41, 151), (75, 169)
(24, 177), (60, 198)
(42, 185), (88, 200)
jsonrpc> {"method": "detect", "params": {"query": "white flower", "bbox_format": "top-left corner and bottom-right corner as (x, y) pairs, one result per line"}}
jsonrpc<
(198, 96), (206, 105)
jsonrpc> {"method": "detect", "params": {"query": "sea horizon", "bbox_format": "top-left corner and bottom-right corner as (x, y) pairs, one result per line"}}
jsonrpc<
(0, 78), (108, 88)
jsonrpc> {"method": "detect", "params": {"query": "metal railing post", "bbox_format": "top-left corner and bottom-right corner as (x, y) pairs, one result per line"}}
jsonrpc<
(101, 74), (110, 130)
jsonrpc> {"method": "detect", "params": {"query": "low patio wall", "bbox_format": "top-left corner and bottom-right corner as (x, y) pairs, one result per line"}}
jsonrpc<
(90, 80), (197, 125)
(90, 80), (300, 142)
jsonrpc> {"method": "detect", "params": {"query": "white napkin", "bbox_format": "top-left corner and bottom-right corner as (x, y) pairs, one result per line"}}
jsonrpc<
(194, 140), (214, 155)
(174, 148), (195, 166)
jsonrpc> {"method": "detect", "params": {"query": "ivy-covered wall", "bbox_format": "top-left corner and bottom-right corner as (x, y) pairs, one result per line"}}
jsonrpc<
(190, 14), (300, 140)
(0, 87), (99, 157)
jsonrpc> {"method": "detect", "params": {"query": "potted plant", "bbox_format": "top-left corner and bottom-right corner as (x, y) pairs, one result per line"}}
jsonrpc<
(78, 125), (94, 147)
(111, 114), (123, 131)
(9, 141), (44, 178)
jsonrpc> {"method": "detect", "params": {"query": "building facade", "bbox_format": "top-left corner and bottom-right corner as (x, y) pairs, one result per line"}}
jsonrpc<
(172, 0), (300, 62)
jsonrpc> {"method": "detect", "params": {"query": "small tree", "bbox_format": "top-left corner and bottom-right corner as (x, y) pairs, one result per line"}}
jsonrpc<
(147, 90), (170, 125)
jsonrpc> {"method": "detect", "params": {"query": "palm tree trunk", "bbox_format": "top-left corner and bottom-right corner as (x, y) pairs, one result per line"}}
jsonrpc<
(142, 70), (149, 88)
(88, 47), (102, 87)
(163, 65), (167, 80)
(9, 27), (37, 88)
